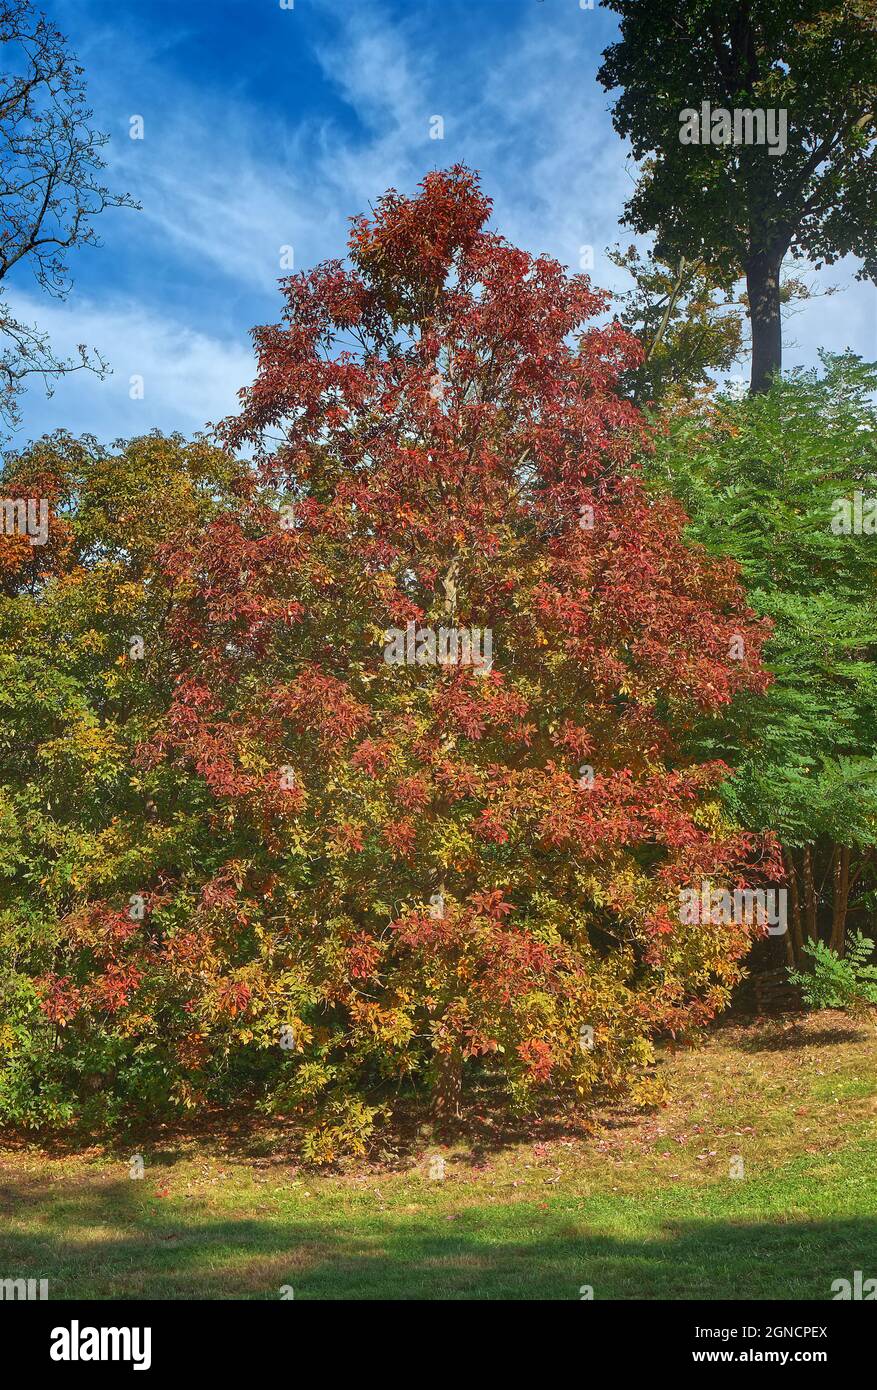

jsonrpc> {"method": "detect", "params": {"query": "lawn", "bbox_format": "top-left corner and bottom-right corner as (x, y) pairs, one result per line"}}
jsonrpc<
(1, 1011), (875, 1300)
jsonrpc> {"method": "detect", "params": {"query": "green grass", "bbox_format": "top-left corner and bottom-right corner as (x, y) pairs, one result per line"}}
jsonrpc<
(1, 1011), (875, 1299)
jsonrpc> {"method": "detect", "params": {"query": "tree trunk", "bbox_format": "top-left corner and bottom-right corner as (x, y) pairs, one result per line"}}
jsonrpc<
(829, 844), (852, 956)
(746, 248), (783, 394)
(430, 1044), (463, 1131)
(783, 847), (804, 968)
(801, 844), (818, 944)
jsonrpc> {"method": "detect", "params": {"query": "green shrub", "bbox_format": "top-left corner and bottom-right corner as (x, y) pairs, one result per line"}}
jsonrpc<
(788, 933), (877, 1017)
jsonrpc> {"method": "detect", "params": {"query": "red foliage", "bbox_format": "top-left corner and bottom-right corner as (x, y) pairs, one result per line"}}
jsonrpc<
(87, 167), (778, 1123)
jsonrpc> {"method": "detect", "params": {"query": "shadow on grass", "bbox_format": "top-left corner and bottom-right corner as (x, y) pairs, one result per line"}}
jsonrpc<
(735, 1024), (867, 1053)
(0, 1172), (874, 1301)
(0, 1089), (604, 1172)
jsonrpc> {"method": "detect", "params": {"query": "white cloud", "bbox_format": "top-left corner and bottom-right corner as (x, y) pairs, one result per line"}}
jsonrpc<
(7, 289), (255, 447)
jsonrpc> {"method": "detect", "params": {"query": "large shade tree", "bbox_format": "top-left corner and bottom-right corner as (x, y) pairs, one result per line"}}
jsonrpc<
(598, 0), (877, 393)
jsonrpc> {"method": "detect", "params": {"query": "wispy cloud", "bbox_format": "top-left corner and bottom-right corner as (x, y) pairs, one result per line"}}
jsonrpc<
(308, 0), (632, 278)
(7, 288), (254, 444)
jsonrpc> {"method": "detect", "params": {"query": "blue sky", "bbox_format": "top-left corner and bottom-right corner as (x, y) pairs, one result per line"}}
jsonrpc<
(8, 0), (876, 451)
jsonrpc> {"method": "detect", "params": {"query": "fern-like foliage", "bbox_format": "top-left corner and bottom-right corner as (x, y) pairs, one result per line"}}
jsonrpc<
(788, 933), (877, 1016)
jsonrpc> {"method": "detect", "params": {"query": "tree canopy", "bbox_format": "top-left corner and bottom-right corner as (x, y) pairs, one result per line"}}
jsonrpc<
(598, 0), (877, 392)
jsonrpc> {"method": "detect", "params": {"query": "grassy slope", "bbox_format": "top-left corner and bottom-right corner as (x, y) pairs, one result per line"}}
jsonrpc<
(1, 1011), (875, 1300)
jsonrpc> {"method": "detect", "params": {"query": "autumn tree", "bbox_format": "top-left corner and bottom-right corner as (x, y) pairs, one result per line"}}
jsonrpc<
(37, 165), (775, 1154)
(598, 0), (877, 393)
(0, 431), (246, 1127)
(0, 0), (137, 432)
(608, 245), (747, 406)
